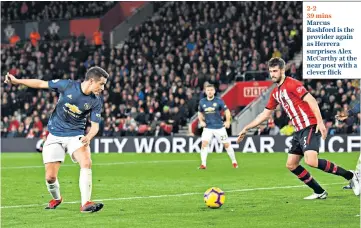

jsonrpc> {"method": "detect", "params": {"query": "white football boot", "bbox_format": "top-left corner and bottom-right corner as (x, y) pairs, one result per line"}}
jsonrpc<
(304, 191), (328, 200)
(349, 171), (360, 196)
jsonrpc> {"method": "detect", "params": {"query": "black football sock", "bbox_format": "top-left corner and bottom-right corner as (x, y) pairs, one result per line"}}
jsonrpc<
(291, 165), (325, 194)
(317, 159), (353, 180)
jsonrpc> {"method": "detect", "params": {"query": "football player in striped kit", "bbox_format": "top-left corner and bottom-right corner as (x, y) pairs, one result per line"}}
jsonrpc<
(237, 57), (359, 199)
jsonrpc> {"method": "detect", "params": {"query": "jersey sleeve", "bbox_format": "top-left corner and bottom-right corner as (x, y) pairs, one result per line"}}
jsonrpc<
(292, 80), (309, 100)
(348, 101), (360, 116)
(219, 99), (228, 111)
(265, 92), (279, 110)
(90, 99), (103, 123)
(198, 101), (204, 112)
(48, 79), (71, 93)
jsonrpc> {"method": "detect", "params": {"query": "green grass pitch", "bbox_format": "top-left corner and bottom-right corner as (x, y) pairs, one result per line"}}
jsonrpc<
(1, 152), (360, 228)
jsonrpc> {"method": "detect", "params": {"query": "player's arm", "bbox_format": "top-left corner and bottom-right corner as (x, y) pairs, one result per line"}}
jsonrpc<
(198, 102), (206, 127)
(220, 99), (231, 128)
(81, 99), (103, 146)
(303, 93), (323, 123)
(85, 122), (100, 140)
(236, 109), (273, 144)
(198, 111), (206, 127)
(5, 73), (48, 89)
(244, 109), (273, 131)
(237, 91), (277, 143)
(301, 88), (327, 140)
(81, 121), (99, 147)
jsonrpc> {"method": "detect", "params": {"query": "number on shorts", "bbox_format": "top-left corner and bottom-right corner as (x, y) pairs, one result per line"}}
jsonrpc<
(220, 135), (227, 141)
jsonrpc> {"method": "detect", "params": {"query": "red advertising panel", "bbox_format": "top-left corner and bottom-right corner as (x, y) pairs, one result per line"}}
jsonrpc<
(70, 18), (100, 40)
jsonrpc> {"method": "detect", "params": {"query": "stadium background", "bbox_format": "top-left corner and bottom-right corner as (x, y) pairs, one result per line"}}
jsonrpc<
(1, 1), (359, 146)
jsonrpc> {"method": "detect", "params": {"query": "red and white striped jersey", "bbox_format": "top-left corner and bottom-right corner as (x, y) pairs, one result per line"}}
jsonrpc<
(265, 77), (317, 131)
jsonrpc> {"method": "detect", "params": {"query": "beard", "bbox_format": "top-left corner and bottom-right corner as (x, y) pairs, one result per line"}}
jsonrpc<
(271, 75), (282, 84)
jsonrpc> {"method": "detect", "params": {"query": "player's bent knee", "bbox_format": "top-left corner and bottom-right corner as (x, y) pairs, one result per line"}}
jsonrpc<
(45, 175), (57, 184)
(80, 158), (92, 169)
(305, 158), (318, 168)
(223, 143), (230, 148)
(286, 162), (298, 171)
(202, 141), (209, 148)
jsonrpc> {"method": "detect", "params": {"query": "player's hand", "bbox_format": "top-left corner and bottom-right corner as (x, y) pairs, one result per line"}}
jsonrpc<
(80, 136), (91, 147)
(335, 114), (348, 121)
(315, 121), (327, 140)
(4, 73), (19, 85)
(223, 121), (231, 129)
(236, 128), (248, 144)
(200, 121), (206, 128)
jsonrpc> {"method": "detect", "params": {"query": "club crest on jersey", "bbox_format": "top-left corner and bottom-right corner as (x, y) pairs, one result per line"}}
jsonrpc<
(203, 104), (206, 107)
(297, 86), (304, 93)
(64, 103), (82, 114)
(52, 79), (60, 83)
(67, 94), (72, 99)
(84, 103), (90, 110)
(213, 103), (217, 107)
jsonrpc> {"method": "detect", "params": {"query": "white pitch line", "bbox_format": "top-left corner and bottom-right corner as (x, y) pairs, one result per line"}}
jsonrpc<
(1, 159), (209, 169)
(0, 182), (345, 209)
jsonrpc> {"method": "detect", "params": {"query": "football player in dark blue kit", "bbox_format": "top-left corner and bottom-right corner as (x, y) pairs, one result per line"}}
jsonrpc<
(5, 66), (108, 212)
(336, 101), (360, 194)
(198, 84), (238, 169)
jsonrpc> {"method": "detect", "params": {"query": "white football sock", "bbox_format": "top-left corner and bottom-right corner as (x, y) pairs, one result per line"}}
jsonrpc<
(226, 146), (237, 163)
(79, 168), (92, 206)
(46, 179), (61, 200)
(356, 153), (361, 175)
(201, 146), (208, 166)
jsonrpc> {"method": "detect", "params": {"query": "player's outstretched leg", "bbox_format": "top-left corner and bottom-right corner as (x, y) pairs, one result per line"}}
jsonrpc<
(304, 151), (360, 196)
(199, 141), (209, 169)
(342, 153), (360, 190)
(344, 154), (361, 190)
(224, 143), (238, 168)
(72, 146), (104, 213)
(286, 154), (327, 200)
(45, 162), (63, 209)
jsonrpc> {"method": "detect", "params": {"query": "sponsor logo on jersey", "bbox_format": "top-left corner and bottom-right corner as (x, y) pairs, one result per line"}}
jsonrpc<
(67, 94), (72, 99)
(64, 103), (82, 114)
(52, 79), (60, 83)
(204, 107), (216, 113)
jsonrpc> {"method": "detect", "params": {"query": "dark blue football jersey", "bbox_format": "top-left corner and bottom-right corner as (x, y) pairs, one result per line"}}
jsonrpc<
(199, 97), (228, 129)
(47, 79), (103, 137)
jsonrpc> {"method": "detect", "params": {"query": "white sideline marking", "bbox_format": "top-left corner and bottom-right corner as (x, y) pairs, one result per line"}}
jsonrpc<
(0, 182), (345, 209)
(1, 159), (210, 169)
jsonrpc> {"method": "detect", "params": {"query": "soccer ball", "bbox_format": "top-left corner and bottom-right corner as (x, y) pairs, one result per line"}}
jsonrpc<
(204, 187), (225, 208)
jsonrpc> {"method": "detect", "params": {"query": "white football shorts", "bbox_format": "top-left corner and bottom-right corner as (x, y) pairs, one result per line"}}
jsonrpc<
(42, 133), (88, 164)
(201, 127), (229, 144)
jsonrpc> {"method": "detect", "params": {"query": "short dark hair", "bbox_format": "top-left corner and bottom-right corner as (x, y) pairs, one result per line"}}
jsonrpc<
(85, 66), (109, 81)
(206, 84), (215, 88)
(267, 57), (286, 69)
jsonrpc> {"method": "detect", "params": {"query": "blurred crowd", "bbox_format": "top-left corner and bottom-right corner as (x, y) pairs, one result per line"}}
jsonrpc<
(255, 79), (360, 136)
(2, 1), (307, 138)
(1, 1), (116, 22)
